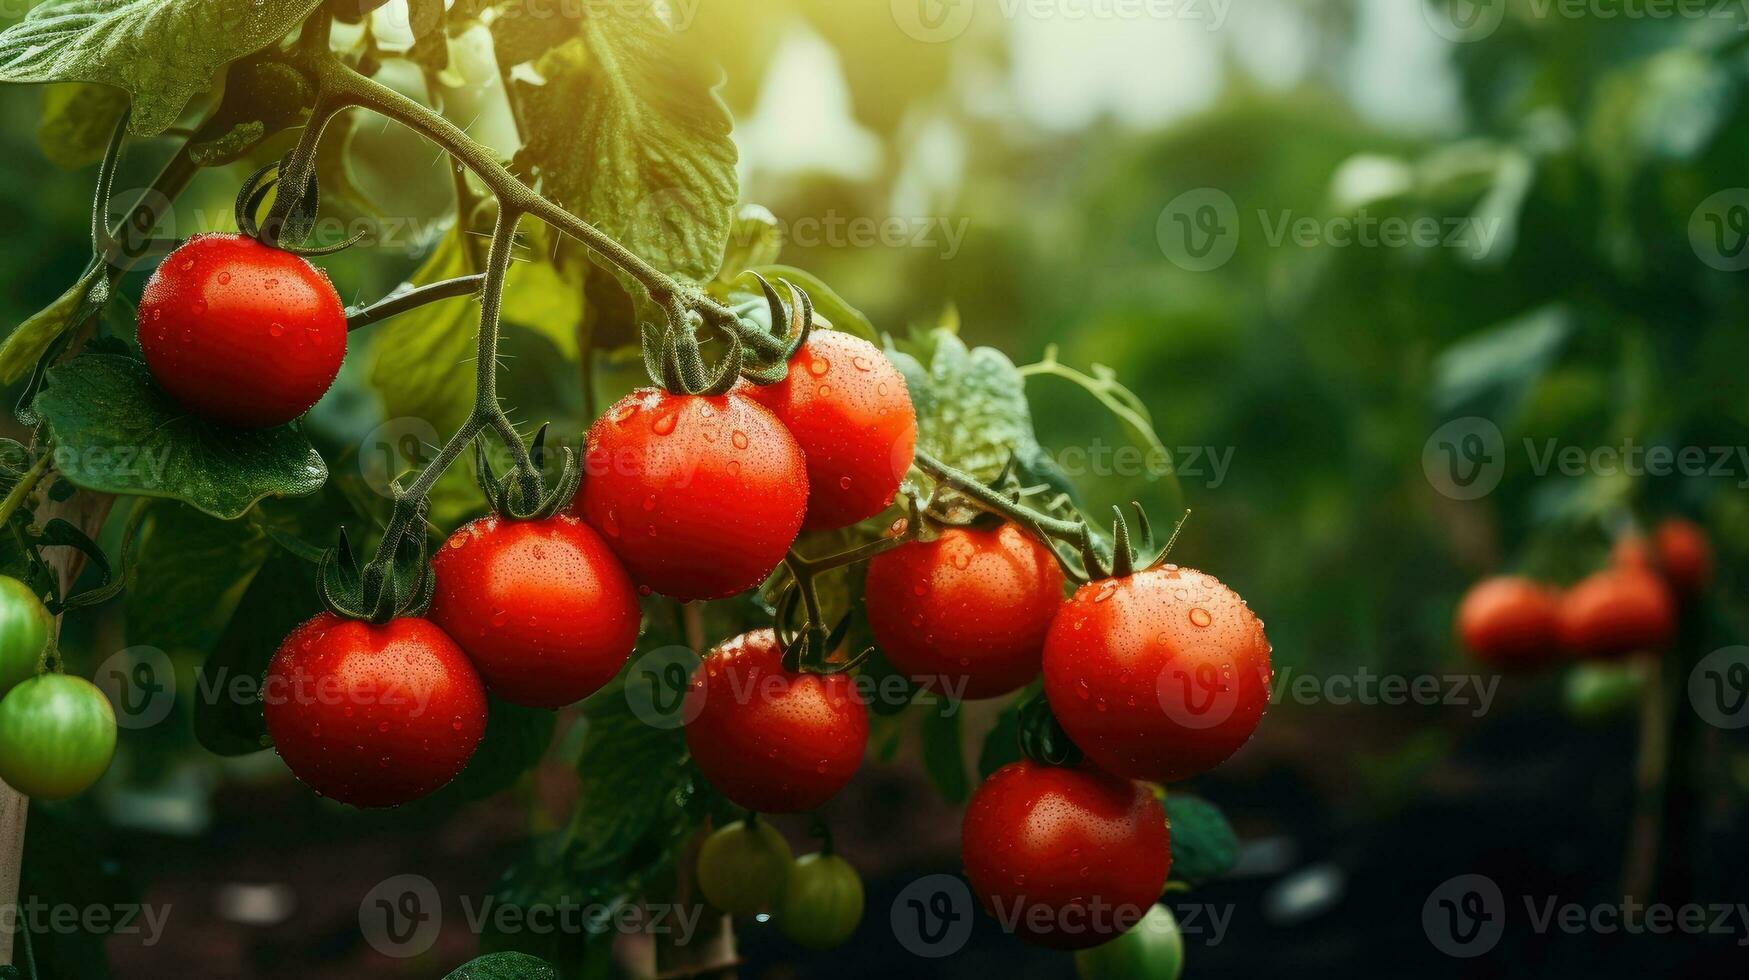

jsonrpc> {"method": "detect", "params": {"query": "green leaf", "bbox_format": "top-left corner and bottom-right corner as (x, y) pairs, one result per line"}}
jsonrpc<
(370, 232), (477, 436)
(0, 260), (107, 385)
(891, 327), (1068, 488)
(920, 704), (969, 804)
(715, 205), (783, 283)
(1431, 304), (1572, 420)
(0, 0), (324, 136)
(569, 689), (690, 866)
(425, 696), (556, 802)
(36, 81), (128, 169)
(1165, 795), (1240, 886)
(125, 502), (274, 655)
(512, 7), (738, 283)
(36, 354), (327, 519)
(502, 226), (583, 360)
(444, 952), (558, 980)
(192, 552), (318, 755)
(976, 704), (1022, 779)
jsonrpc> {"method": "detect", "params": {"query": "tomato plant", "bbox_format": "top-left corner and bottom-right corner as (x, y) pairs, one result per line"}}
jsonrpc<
(683, 629), (868, 813)
(0, 674), (116, 799)
(0, 576), (52, 695)
(696, 817), (793, 916)
(962, 760), (1170, 950)
(137, 234), (347, 428)
(262, 614), (488, 808)
(0, 3), (1266, 975)
(429, 514), (640, 708)
(864, 523), (1065, 699)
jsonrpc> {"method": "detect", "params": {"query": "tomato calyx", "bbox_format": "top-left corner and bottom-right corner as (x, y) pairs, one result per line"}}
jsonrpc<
(317, 516), (437, 624)
(233, 158), (359, 257)
(734, 273), (815, 386)
(1016, 691), (1086, 768)
(473, 424), (579, 521)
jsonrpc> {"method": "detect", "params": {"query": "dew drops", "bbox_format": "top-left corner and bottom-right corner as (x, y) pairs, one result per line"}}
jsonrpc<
(838, 476), (852, 490)
(732, 430), (750, 450)
(269, 322), (284, 337)
(217, 271), (231, 285)
(807, 357), (830, 377)
(642, 494), (657, 512)
(817, 385), (832, 398)
(1189, 607), (1213, 628)
(652, 413), (678, 436)
(179, 258), (194, 271)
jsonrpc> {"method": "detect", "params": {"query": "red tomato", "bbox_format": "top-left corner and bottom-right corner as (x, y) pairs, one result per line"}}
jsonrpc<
(962, 761), (1170, 950)
(262, 613), (487, 807)
(683, 629), (868, 813)
(429, 514), (641, 708)
(1655, 519), (1714, 596)
(1613, 519), (1713, 597)
(1559, 568), (1675, 658)
(578, 389), (807, 601)
(743, 331), (917, 530)
(1041, 566), (1272, 784)
(138, 234), (346, 428)
(1455, 576), (1563, 668)
(864, 523), (1065, 699)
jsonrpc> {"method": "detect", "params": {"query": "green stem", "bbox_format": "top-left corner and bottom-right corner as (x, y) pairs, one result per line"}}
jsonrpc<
(912, 449), (1083, 540)
(308, 55), (746, 335)
(0, 455), (52, 529)
(345, 274), (486, 331)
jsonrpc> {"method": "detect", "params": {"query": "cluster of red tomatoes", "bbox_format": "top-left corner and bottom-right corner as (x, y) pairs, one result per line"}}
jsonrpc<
(133, 233), (1274, 956)
(1456, 517), (1712, 668)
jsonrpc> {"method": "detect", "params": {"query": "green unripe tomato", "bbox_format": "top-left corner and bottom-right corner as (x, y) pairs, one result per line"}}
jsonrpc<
(696, 819), (792, 915)
(0, 577), (52, 696)
(0, 674), (117, 799)
(1562, 661), (1644, 723)
(1076, 904), (1184, 980)
(777, 853), (863, 950)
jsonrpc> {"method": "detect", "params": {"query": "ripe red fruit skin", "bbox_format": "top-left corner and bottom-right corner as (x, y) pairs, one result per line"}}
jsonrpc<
(743, 331), (917, 531)
(962, 761), (1170, 950)
(1455, 576), (1563, 668)
(1042, 566), (1272, 784)
(429, 514), (641, 709)
(1654, 519), (1713, 596)
(1613, 519), (1713, 597)
(1559, 568), (1676, 658)
(137, 234), (346, 428)
(683, 629), (868, 813)
(864, 523), (1065, 699)
(578, 389), (807, 601)
(263, 613), (487, 808)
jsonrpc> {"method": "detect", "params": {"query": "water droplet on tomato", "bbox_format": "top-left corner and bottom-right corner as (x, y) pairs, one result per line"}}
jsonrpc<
(808, 357), (830, 376)
(732, 430), (749, 450)
(269, 322), (284, 337)
(1189, 607), (1212, 628)
(838, 476), (852, 490)
(652, 413), (677, 436)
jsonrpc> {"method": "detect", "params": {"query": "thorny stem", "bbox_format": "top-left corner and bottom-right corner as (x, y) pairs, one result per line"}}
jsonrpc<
(0, 455), (53, 529)
(298, 53), (753, 343)
(345, 274), (486, 331)
(912, 449), (1083, 540)
(260, 97), (341, 246)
